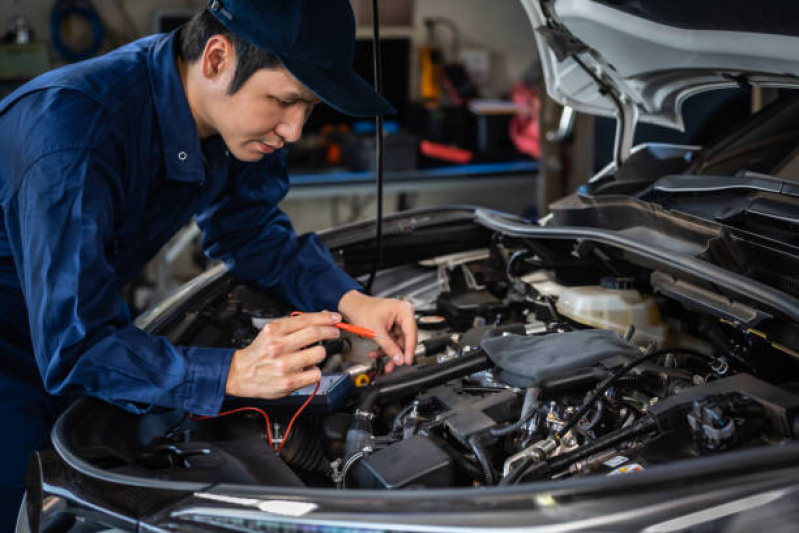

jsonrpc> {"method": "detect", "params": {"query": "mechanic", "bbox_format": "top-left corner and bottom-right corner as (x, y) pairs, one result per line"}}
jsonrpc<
(0, 0), (417, 525)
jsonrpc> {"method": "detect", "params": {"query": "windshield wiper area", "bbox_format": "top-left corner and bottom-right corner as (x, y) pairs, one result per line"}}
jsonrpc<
(647, 171), (799, 199)
(642, 171), (799, 232)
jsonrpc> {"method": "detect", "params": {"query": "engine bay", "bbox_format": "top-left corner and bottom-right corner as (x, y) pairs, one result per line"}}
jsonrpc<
(73, 236), (799, 490)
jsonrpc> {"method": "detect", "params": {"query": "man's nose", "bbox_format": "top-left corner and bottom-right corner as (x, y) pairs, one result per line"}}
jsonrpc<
(276, 105), (307, 144)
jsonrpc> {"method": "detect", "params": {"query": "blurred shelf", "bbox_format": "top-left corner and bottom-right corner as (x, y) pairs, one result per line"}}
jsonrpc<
(287, 160), (538, 199)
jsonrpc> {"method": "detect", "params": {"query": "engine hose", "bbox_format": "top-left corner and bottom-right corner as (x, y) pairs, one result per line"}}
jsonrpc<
(358, 350), (493, 412)
(579, 400), (604, 432)
(490, 388), (540, 438)
(613, 374), (645, 387)
(489, 406), (538, 437)
(555, 345), (658, 440)
(468, 434), (496, 486)
(278, 418), (331, 475)
(504, 415), (657, 485)
(390, 403), (417, 438)
(340, 451), (365, 489)
(447, 447), (485, 481)
(540, 367), (609, 395)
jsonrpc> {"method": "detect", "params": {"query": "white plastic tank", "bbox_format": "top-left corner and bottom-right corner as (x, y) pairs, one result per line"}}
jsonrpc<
(555, 278), (667, 347)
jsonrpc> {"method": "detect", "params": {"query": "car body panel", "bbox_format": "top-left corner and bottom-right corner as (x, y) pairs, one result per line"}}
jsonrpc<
(523, 0), (799, 130)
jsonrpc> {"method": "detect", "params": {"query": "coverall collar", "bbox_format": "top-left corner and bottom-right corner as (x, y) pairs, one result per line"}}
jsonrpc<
(147, 32), (206, 183)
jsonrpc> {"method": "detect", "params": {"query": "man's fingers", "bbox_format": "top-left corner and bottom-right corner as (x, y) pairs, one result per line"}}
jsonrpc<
(282, 324), (340, 353)
(279, 345), (327, 374)
(284, 366), (322, 394)
(373, 333), (405, 366)
(281, 310), (341, 335)
(253, 311), (340, 348)
(388, 302), (417, 365)
(401, 317), (417, 366)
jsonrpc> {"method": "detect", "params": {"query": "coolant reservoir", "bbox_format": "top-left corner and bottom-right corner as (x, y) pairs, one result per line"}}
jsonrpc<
(555, 278), (667, 347)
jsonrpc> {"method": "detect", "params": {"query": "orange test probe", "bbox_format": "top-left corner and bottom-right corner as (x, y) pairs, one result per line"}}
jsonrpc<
(290, 312), (385, 340)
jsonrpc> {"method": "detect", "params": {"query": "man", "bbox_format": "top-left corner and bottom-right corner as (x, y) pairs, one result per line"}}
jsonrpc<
(0, 0), (416, 526)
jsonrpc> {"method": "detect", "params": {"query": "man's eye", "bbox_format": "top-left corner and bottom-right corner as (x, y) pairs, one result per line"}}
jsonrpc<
(270, 96), (294, 107)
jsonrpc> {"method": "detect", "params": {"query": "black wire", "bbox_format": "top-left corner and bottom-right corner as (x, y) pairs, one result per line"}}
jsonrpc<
(489, 407), (538, 437)
(500, 347), (719, 485)
(468, 434), (496, 486)
(365, 0), (385, 294)
(456, 386), (507, 394)
(555, 345), (658, 440)
(555, 347), (717, 441)
(505, 249), (533, 287)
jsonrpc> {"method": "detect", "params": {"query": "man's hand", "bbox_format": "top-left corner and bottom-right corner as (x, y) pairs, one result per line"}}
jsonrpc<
(225, 311), (340, 398)
(338, 290), (417, 373)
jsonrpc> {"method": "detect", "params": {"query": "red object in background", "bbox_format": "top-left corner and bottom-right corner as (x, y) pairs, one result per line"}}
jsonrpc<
(320, 123), (350, 165)
(420, 140), (474, 164)
(509, 82), (542, 159)
(439, 63), (480, 106)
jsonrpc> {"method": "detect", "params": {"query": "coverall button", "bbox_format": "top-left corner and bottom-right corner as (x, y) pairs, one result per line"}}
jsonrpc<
(178, 151), (188, 161)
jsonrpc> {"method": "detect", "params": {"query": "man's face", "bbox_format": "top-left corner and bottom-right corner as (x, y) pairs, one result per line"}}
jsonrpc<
(195, 37), (319, 162)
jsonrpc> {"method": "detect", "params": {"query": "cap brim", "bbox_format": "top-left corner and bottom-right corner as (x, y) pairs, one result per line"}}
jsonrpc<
(279, 56), (396, 117)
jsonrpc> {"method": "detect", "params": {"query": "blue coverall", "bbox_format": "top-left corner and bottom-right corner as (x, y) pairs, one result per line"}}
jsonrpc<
(0, 31), (360, 527)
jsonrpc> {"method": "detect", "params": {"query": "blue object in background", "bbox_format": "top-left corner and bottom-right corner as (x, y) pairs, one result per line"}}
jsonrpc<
(352, 120), (400, 135)
(50, 0), (105, 62)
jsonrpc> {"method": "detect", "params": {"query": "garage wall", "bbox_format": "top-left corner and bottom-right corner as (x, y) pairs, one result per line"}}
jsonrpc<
(2, 0), (542, 232)
(409, 0), (538, 97)
(2, 0), (538, 96)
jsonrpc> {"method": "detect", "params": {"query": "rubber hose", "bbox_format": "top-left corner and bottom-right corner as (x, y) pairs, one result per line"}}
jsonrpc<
(489, 407), (537, 437)
(540, 367), (609, 395)
(447, 447), (485, 481)
(580, 400), (604, 432)
(279, 418), (331, 474)
(468, 434), (496, 486)
(358, 351), (492, 412)
(556, 346), (659, 440)
(390, 403), (417, 438)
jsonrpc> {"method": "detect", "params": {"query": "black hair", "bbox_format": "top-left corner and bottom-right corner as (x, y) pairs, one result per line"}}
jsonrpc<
(178, 9), (281, 95)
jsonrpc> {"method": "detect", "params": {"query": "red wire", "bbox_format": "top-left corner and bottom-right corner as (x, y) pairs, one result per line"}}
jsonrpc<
(277, 380), (320, 453)
(190, 407), (273, 448)
(189, 380), (320, 454)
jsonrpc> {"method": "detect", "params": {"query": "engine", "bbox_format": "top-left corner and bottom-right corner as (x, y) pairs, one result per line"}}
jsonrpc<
(95, 240), (799, 490)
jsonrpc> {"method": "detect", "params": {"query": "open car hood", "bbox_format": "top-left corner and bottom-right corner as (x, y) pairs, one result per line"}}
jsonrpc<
(523, 0), (799, 131)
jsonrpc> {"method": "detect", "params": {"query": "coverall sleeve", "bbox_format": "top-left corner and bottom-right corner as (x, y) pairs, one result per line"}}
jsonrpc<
(4, 149), (233, 416)
(196, 150), (361, 312)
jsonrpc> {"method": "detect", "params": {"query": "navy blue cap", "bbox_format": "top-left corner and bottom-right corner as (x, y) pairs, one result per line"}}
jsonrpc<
(207, 0), (396, 117)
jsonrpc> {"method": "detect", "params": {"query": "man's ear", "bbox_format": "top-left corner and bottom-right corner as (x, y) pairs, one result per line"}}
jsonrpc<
(200, 34), (235, 81)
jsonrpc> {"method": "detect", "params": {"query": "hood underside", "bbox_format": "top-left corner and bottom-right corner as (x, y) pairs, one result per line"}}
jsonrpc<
(523, 0), (799, 130)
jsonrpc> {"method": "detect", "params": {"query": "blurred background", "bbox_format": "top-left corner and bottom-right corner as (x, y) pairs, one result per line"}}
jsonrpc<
(0, 0), (757, 314)
(0, 0), (588, 313)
